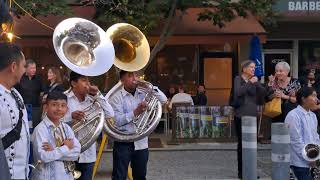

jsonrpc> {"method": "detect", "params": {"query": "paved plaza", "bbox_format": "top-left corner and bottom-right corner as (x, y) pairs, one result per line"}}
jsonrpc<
(94, 143), (272, 180)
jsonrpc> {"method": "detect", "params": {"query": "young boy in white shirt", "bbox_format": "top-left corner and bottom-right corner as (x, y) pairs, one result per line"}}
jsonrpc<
(32, 91), (81, 180)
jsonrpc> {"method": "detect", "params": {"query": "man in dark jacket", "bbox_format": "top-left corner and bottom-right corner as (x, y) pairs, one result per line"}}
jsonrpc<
(193, 84), (207, 105)
(15, 59), (44, 127)
(15, 59), (44, 107)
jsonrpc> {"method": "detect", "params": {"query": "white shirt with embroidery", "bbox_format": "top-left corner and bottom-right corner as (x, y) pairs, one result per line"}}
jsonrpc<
(0, 84), (30, 179)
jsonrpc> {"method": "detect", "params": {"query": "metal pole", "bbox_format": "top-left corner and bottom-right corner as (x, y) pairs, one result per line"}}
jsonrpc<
(242, 116), (257, 180)
(0, 140), (11, 180)
(271, 123), (290, 180)
(92, 133), (108, 180)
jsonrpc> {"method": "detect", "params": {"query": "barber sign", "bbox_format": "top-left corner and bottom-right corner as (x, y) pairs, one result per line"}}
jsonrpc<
(288, 1), (320, 11)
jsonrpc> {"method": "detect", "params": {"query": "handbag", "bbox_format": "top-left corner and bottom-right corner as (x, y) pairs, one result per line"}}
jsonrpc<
(263, 98), (282, 118)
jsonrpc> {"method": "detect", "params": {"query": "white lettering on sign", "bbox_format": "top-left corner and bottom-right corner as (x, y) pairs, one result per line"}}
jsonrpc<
(310, 2), (315, 10)
(289, 2), (295, 10)
(288, 1), (320, 11)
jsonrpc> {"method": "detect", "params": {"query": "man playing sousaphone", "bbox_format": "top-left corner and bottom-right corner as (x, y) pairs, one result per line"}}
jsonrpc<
(64, 71), (114, 180)
(108, 70), (167, 180)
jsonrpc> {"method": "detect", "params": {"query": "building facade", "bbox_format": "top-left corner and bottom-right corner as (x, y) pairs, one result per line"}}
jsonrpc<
(11, 7), (265, 105)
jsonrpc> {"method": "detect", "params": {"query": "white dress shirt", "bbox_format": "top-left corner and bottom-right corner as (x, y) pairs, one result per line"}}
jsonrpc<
(169, 92), (194, 109)
(108, 86), (167, 150)
(64, 90), (114, 163)
(285, 105), (320, 168)
(0, 84), (30, 179)
(32, 116), (81, 180)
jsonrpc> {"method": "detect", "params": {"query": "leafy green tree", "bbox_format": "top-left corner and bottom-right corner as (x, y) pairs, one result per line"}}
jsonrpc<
(9, 0), (278, 70)
(93, 0), (278, 70)
(12, 0), (72, 17)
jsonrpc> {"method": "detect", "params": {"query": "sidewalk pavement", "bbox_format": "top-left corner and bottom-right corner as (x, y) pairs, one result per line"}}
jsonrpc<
(94, 142), (272, 180)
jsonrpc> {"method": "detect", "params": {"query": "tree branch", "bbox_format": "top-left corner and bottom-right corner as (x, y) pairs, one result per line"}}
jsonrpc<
(140, 0), (178, 73)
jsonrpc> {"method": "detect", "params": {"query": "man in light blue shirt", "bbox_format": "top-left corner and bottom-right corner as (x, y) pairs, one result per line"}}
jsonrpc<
(108, 70), (167, 180)
(32, 92), (81, 180)
(285, 86), (320, 180)
(63, 71), (114, 180)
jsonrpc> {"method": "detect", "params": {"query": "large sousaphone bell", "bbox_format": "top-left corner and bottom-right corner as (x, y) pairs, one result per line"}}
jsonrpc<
(52, 18), (112, 153)
(106, 23), (150, 71)
(53, 17), (115, 76)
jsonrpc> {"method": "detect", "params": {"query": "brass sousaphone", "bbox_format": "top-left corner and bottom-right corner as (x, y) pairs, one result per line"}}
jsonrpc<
(52, 18), (114, 153)
(104, 23), (163, 142)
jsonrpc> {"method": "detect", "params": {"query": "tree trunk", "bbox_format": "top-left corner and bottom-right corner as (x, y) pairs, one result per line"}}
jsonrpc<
(140, 0), (179, 73)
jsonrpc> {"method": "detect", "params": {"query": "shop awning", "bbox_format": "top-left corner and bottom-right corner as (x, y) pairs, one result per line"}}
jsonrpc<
(13, 7), (266, 47)
(148, 8), (267, 45)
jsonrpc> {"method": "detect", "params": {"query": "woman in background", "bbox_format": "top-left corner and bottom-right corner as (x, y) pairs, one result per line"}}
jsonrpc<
(42, 67), (65, 104)
(267, 62), (301, 123)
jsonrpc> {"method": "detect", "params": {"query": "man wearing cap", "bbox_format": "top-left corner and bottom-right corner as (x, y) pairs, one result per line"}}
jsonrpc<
(108, 70), (167, 180)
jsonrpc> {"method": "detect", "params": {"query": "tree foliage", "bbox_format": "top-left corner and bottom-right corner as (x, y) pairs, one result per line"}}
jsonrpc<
(11, 0), (72, 17)
(9, 0), (278, 31)
(7, 0), (278, 71)
(93, 0), (278, 34)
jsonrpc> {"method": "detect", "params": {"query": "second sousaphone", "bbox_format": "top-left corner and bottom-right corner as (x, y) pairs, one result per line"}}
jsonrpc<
(106, 23), (150, 72)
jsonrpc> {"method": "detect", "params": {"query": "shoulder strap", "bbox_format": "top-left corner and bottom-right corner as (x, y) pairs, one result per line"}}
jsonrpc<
(49, 83), (59, 92)
(1, 90), (24, 150)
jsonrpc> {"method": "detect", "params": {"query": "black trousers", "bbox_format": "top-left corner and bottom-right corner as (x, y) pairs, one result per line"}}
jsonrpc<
(112, 142), (149, 180)
(75, 162), (95, 180)
(234, 116), (242, 178)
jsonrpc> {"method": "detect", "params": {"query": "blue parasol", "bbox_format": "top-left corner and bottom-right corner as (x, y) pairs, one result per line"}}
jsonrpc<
(249, 35), (264, 78)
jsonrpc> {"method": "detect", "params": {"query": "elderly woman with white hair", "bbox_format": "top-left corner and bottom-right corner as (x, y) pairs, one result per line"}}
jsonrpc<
(267, 61), (301, 122)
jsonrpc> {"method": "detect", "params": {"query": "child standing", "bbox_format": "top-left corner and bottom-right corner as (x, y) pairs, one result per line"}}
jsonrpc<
(32, 91), (81, 180)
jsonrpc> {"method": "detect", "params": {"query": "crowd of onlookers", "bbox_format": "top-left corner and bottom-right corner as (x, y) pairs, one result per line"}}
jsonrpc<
(230, 59), (320, 179)
(15, 58), (209, 118)
(11, 55), (320, 179)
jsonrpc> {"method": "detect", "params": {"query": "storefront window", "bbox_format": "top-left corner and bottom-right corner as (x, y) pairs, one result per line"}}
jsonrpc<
(145, 45), (198, 94)
(299, 41), (320, 76)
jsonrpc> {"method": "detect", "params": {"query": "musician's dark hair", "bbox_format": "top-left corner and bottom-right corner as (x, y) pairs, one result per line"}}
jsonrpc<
(46, 91), (67, 103)
(296, 86), (316, 105)
(119, 70), (133, 79)
(241, 60), (255, 73)
(0, 42), (24, 71)
(70, 71), (86, 83)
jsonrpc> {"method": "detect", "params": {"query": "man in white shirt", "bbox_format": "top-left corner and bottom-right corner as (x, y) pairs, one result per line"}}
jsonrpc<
(285, 86), (320, 180)
(108, 70), (167, 180)
(64, 71), (114, 180)
(169, 85), (194, 109)
(0, 42), (30, 179)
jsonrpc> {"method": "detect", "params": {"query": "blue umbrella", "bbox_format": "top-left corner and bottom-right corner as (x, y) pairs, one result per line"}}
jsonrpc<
(249, 35), (264, 78)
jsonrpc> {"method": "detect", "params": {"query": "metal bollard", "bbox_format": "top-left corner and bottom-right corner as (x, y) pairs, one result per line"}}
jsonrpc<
(242, 116), (257, 180)
(271, 123), (290, 180)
